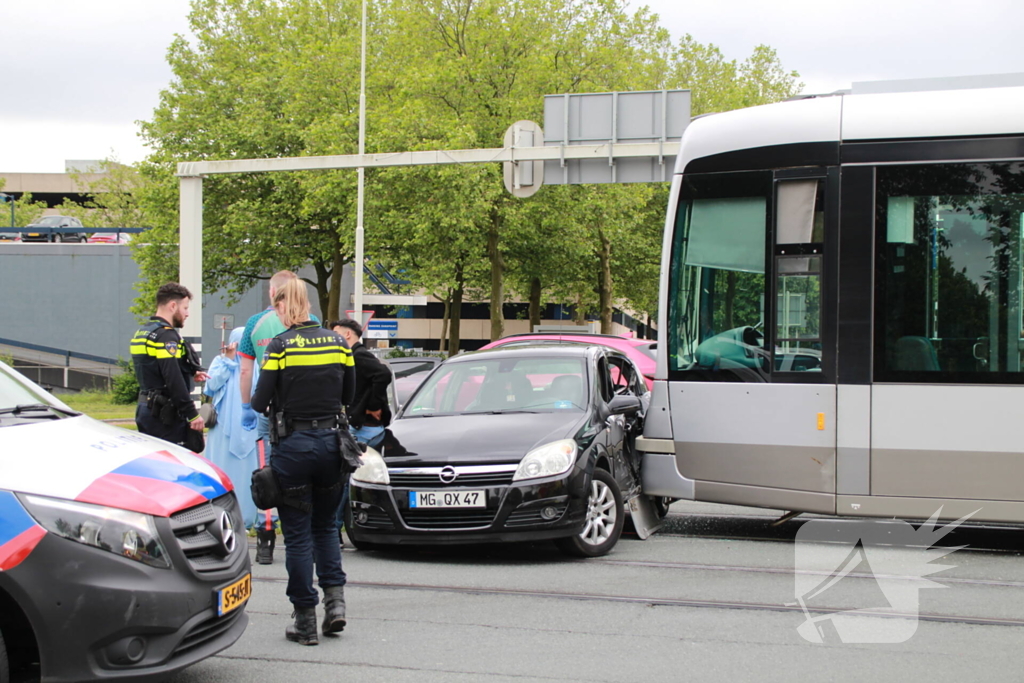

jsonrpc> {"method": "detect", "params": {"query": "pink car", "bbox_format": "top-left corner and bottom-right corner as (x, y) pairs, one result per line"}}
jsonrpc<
(480, 333), (656, 389)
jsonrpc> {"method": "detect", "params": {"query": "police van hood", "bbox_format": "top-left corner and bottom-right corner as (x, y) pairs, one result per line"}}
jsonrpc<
(0, 415), (234, 517)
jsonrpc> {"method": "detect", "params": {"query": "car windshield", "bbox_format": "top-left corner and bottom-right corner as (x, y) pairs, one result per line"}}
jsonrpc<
(403, 356), (587, 416)
(0, 364), (77, 424)
(35, 216), (63, 226)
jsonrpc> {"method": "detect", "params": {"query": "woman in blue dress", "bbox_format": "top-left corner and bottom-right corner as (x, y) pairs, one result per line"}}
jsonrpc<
(204, 327), (259, 527)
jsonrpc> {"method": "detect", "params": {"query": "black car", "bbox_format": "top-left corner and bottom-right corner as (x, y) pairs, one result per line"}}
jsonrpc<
(346, 345), (650, 557)
(21, 215), (87, 243)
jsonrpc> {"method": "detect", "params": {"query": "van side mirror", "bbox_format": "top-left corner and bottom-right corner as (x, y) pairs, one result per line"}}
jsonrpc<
(607, 394), (641, 416)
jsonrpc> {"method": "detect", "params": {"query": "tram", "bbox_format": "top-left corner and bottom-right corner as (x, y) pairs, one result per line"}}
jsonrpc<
(638, 81), (1024, 522)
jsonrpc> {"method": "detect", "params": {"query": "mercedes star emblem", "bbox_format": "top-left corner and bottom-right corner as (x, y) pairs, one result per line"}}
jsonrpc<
(218, 510), (236, 554)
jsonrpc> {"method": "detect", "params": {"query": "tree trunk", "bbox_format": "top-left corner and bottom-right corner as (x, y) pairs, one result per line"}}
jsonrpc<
(573, 295), (587, 325)
(327, 239), (346, 322)
(440, 294), (451, 353)
(450, 275), (464, 354)
(487, 209), (504, 341)
(528, 276), (542, 332)
(598, 229), (613, 334)
(313, 259), (331, 322)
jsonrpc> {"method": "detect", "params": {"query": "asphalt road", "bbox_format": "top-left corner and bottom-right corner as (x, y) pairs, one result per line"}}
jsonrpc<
(169, 502), (1024, 683)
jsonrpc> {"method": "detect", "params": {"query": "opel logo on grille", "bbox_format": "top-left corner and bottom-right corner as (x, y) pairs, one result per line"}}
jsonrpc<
(438, 466), (458, 484)
(218, 510), (236, 554)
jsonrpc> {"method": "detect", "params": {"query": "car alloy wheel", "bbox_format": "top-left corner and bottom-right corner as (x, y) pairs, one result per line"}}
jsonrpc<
(581, 477), (617, 546)
(556, 468), (624, 558)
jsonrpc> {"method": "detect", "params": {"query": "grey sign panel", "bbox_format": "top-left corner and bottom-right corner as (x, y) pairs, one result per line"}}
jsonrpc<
(543, 90), (690, 184)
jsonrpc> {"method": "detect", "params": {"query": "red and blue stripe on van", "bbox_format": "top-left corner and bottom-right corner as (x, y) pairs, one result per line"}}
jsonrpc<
(0, 490), (46, 571)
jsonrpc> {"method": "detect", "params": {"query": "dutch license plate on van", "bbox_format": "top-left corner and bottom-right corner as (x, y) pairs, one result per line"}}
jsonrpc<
(409, 490), (485, 508)
(216, 573), (251, 616)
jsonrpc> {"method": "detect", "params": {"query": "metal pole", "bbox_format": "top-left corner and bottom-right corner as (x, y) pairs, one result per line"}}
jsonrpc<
(179, 176), (204, 373)
(353, 0), (367, 322)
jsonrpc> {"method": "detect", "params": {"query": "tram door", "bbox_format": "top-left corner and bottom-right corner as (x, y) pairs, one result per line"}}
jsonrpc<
(669, 170), (837, 512)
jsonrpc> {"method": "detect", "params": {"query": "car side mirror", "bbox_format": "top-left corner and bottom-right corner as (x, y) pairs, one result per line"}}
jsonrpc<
(607, 394), (641, 416)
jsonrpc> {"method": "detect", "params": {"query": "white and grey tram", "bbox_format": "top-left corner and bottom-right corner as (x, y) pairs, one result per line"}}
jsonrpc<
(638, 81), (1024, 523)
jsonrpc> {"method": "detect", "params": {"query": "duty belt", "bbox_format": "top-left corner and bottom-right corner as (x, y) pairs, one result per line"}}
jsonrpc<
(138, 390), (167, 406)
(289, 415), (342, 432)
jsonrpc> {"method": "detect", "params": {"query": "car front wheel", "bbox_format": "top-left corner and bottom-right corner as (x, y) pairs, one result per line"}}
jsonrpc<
(556, 468), (624, 558)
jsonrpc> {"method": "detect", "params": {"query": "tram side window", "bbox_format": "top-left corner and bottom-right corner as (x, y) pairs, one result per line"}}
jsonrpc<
(775, 179), (823, 373)
(668, 171), (772, 381)
(876, 162), (1024, 382)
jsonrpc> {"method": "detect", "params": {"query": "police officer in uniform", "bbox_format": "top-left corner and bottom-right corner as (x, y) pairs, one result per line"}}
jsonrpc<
(130, 282), (207, 447)
(250, 278), (356, 646)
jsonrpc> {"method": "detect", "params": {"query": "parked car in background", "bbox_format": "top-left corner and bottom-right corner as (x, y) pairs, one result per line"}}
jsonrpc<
(0, 231), (18, 242)
(347, 345), (651, 557)
(21, 215), (87, 243)
(87, 230), (132, 244)
(480, 332), (657, 389)
(0, 360), (251, 681)
(383, 356), (444, 407)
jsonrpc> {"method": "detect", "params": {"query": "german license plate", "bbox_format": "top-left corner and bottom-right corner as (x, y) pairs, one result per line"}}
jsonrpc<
(216, 573), (251, 616)
(409, 490), (485, 508)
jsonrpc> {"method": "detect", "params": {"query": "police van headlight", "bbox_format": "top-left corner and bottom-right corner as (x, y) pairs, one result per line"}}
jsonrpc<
(351, 447), (389, 485)
(19, 495), (171, 569)
(513, 439), (577, 481)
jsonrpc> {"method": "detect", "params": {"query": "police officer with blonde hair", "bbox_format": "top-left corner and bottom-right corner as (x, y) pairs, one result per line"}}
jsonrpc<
(250, 278), (356, 646)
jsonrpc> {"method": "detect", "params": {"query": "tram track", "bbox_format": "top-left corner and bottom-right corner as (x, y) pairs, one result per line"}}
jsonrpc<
(247, 575), (1024, 628)
(655, 511), (1024, 554)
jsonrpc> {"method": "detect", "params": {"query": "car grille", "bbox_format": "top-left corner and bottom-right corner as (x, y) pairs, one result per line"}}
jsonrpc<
(170, 493), (244, 574)
(388, 465), (517, 488)
(505, 503), (568, 527)
(400, 509), (497, 530)
(390, 471), (515, 487)
(171, 608), (244, 660)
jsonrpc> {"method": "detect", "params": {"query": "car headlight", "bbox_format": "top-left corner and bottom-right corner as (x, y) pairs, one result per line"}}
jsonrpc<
(513, 439), (577, 481)
(351, 447), (389, 485)
(19, 494), (171, 569)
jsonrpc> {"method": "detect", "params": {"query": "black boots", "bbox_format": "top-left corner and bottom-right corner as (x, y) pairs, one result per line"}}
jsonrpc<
(322, 585), (346, 635)
(285, 606), (319, 646)
(255, 528), (275, 565)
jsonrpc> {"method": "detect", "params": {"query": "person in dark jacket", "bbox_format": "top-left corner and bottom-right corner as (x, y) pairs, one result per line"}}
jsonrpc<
(130, 282), (207, 447)
(329, 319), (392, 447)
(251, 280), (356, 646)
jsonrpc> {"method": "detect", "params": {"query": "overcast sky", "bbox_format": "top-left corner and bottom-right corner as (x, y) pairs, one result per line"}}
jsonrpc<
(2, 0), (1022, 173)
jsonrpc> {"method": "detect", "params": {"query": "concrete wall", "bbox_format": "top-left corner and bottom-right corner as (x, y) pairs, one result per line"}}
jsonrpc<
(0, 243), (265, 367)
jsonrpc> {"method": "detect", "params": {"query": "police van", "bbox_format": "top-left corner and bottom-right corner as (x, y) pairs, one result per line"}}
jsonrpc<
(0, 361), (250, 681)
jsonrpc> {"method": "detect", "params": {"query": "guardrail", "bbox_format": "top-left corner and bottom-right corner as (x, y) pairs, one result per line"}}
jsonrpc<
(0, 337), (120, 392)
(0, 227), (150, 236)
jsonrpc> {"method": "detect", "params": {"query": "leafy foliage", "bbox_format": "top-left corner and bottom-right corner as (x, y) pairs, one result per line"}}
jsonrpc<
(111, 357), (141, 405)
(131, 0), (802, 343)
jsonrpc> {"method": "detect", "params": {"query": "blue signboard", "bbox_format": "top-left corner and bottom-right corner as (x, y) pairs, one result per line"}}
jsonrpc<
(367, 320), (398, 331)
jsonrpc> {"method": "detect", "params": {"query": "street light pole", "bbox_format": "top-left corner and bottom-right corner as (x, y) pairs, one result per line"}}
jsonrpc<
(353, 0), (367, 323)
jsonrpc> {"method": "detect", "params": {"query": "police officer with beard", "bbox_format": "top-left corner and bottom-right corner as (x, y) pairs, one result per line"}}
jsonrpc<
(130, 282), (207, 449)
(250, 278), (357, 646)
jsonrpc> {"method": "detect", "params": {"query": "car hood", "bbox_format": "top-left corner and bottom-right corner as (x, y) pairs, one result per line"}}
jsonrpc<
(387, 411), (587, 466)
(0, 415), (233, 517)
